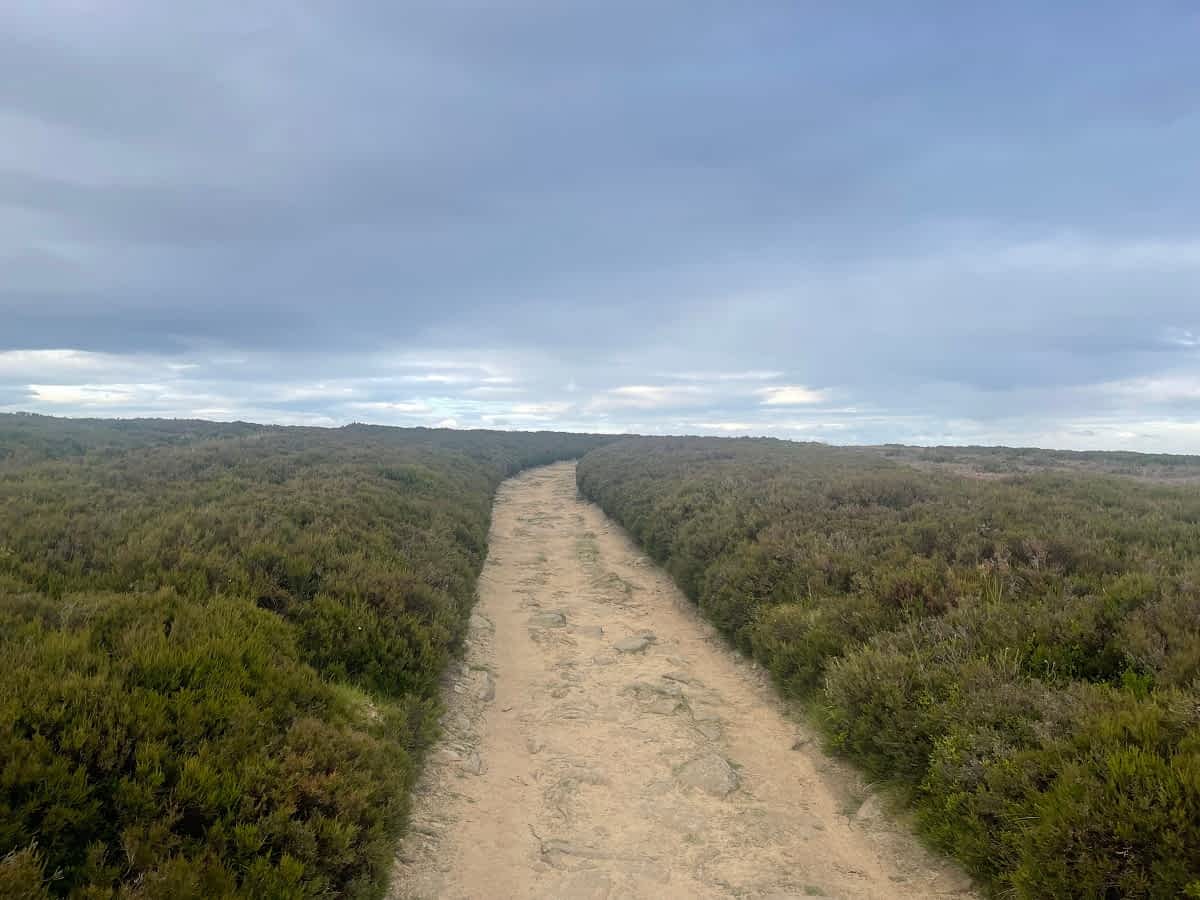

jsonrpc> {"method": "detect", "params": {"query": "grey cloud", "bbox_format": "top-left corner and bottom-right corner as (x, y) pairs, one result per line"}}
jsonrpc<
(2, 2), (1199, 450)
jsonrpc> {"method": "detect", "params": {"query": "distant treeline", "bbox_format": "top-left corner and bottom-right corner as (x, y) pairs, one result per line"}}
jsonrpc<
(577, 437), (1200, 898)
(879, 441), (1200, 480)
(0, 415), (610, 897)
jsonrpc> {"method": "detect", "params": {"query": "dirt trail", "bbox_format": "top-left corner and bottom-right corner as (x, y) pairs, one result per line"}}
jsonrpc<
(391, 462), (976, 899)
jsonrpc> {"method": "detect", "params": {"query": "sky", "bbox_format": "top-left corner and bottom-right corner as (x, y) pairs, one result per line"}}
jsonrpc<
(3, 2), (1200, 451)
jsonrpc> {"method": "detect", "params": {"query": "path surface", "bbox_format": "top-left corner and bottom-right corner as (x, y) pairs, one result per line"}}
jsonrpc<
(390, 462), (976, 899)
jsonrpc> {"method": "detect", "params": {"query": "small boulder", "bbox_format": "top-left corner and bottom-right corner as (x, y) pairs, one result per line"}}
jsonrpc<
(477, 672), (495, 702)
(530, 611), (567, 628)
(853, 792), (886, 824)
(614, 636), (650, 653)
(628, 679), (682, 698)
(676, 753), (739, 797)
(646, 697), (683, 716)
(459, 752), (484, 776)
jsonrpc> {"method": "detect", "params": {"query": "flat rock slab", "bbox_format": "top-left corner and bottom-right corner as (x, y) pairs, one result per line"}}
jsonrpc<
(854, 792), (886, 824)
(476, 673), (495, 702)
(458, 752), (484, 776)
(627, 679), (683, 698)
(530, 611), (567, 627)
(676, 753), (740, 797)
(613, 636), (650, 653)
(646, 697), (684, 716)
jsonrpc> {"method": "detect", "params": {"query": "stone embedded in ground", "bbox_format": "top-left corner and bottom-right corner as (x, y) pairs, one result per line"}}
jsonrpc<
(541, 840), (612, 861)
(409, 821), (444, 837)
(853, 792), (886, 824)
(459, 752), (484, 775)
(477, 672), (495, 702)
(468, 612), (493, 631)
(530, 611), (567, 627)
(646, 697), (684, 715)
(613, 635), (650, 653)
(627, 679), (682, 698)
(565, 767), (608, 786)
(676, 752), (740, 797)
(572, 624), (604, 638)
(662, 670), (691, 683)
(694, 721), (722, 740)
(933, 868), (976, 894)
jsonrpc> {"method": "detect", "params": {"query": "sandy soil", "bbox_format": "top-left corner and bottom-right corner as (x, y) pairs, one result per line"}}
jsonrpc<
(390, 462), (977, 899)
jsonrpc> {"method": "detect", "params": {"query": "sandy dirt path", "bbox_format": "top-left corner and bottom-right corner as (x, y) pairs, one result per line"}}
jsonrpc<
(390, 462), (976, 899)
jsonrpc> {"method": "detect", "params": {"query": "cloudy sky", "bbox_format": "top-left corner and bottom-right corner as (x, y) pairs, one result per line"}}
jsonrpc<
(3, 2), (1199, 450)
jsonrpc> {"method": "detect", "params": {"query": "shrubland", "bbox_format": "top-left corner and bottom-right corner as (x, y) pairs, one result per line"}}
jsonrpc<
(577, 436), (1200, 898)
(0, 415), (609, 898)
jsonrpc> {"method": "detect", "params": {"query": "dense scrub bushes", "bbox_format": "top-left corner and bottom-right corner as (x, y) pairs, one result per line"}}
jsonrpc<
(577, 437), (1200, 898)
(0, 415), (609, 897)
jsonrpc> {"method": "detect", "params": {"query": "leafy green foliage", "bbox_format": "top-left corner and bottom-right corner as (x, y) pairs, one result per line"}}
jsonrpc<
(578, 436), (1200, 898)
(0, 415), (610, 897)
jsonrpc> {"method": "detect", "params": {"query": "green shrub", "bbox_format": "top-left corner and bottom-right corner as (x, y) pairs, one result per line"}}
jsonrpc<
(0, 846), (51, 899)
(0, 415), (611, 896)
(750, 594), (896, 696)
(578, 436), (1200, 896)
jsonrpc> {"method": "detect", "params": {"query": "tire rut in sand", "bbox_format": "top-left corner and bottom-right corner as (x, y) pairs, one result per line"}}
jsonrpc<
(390, 461), (976, 900)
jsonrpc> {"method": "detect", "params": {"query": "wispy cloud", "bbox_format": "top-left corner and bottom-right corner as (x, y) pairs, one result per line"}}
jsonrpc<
(665, 370), (784, 383)
(758, 386), (828, 406)
(588, 385), (709, 411)
(346, 400), (432, 415)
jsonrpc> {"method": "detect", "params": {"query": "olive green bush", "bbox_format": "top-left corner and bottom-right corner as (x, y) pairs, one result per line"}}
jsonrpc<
(0, 415), (609, 897)
(577, 436), (1200, 897)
